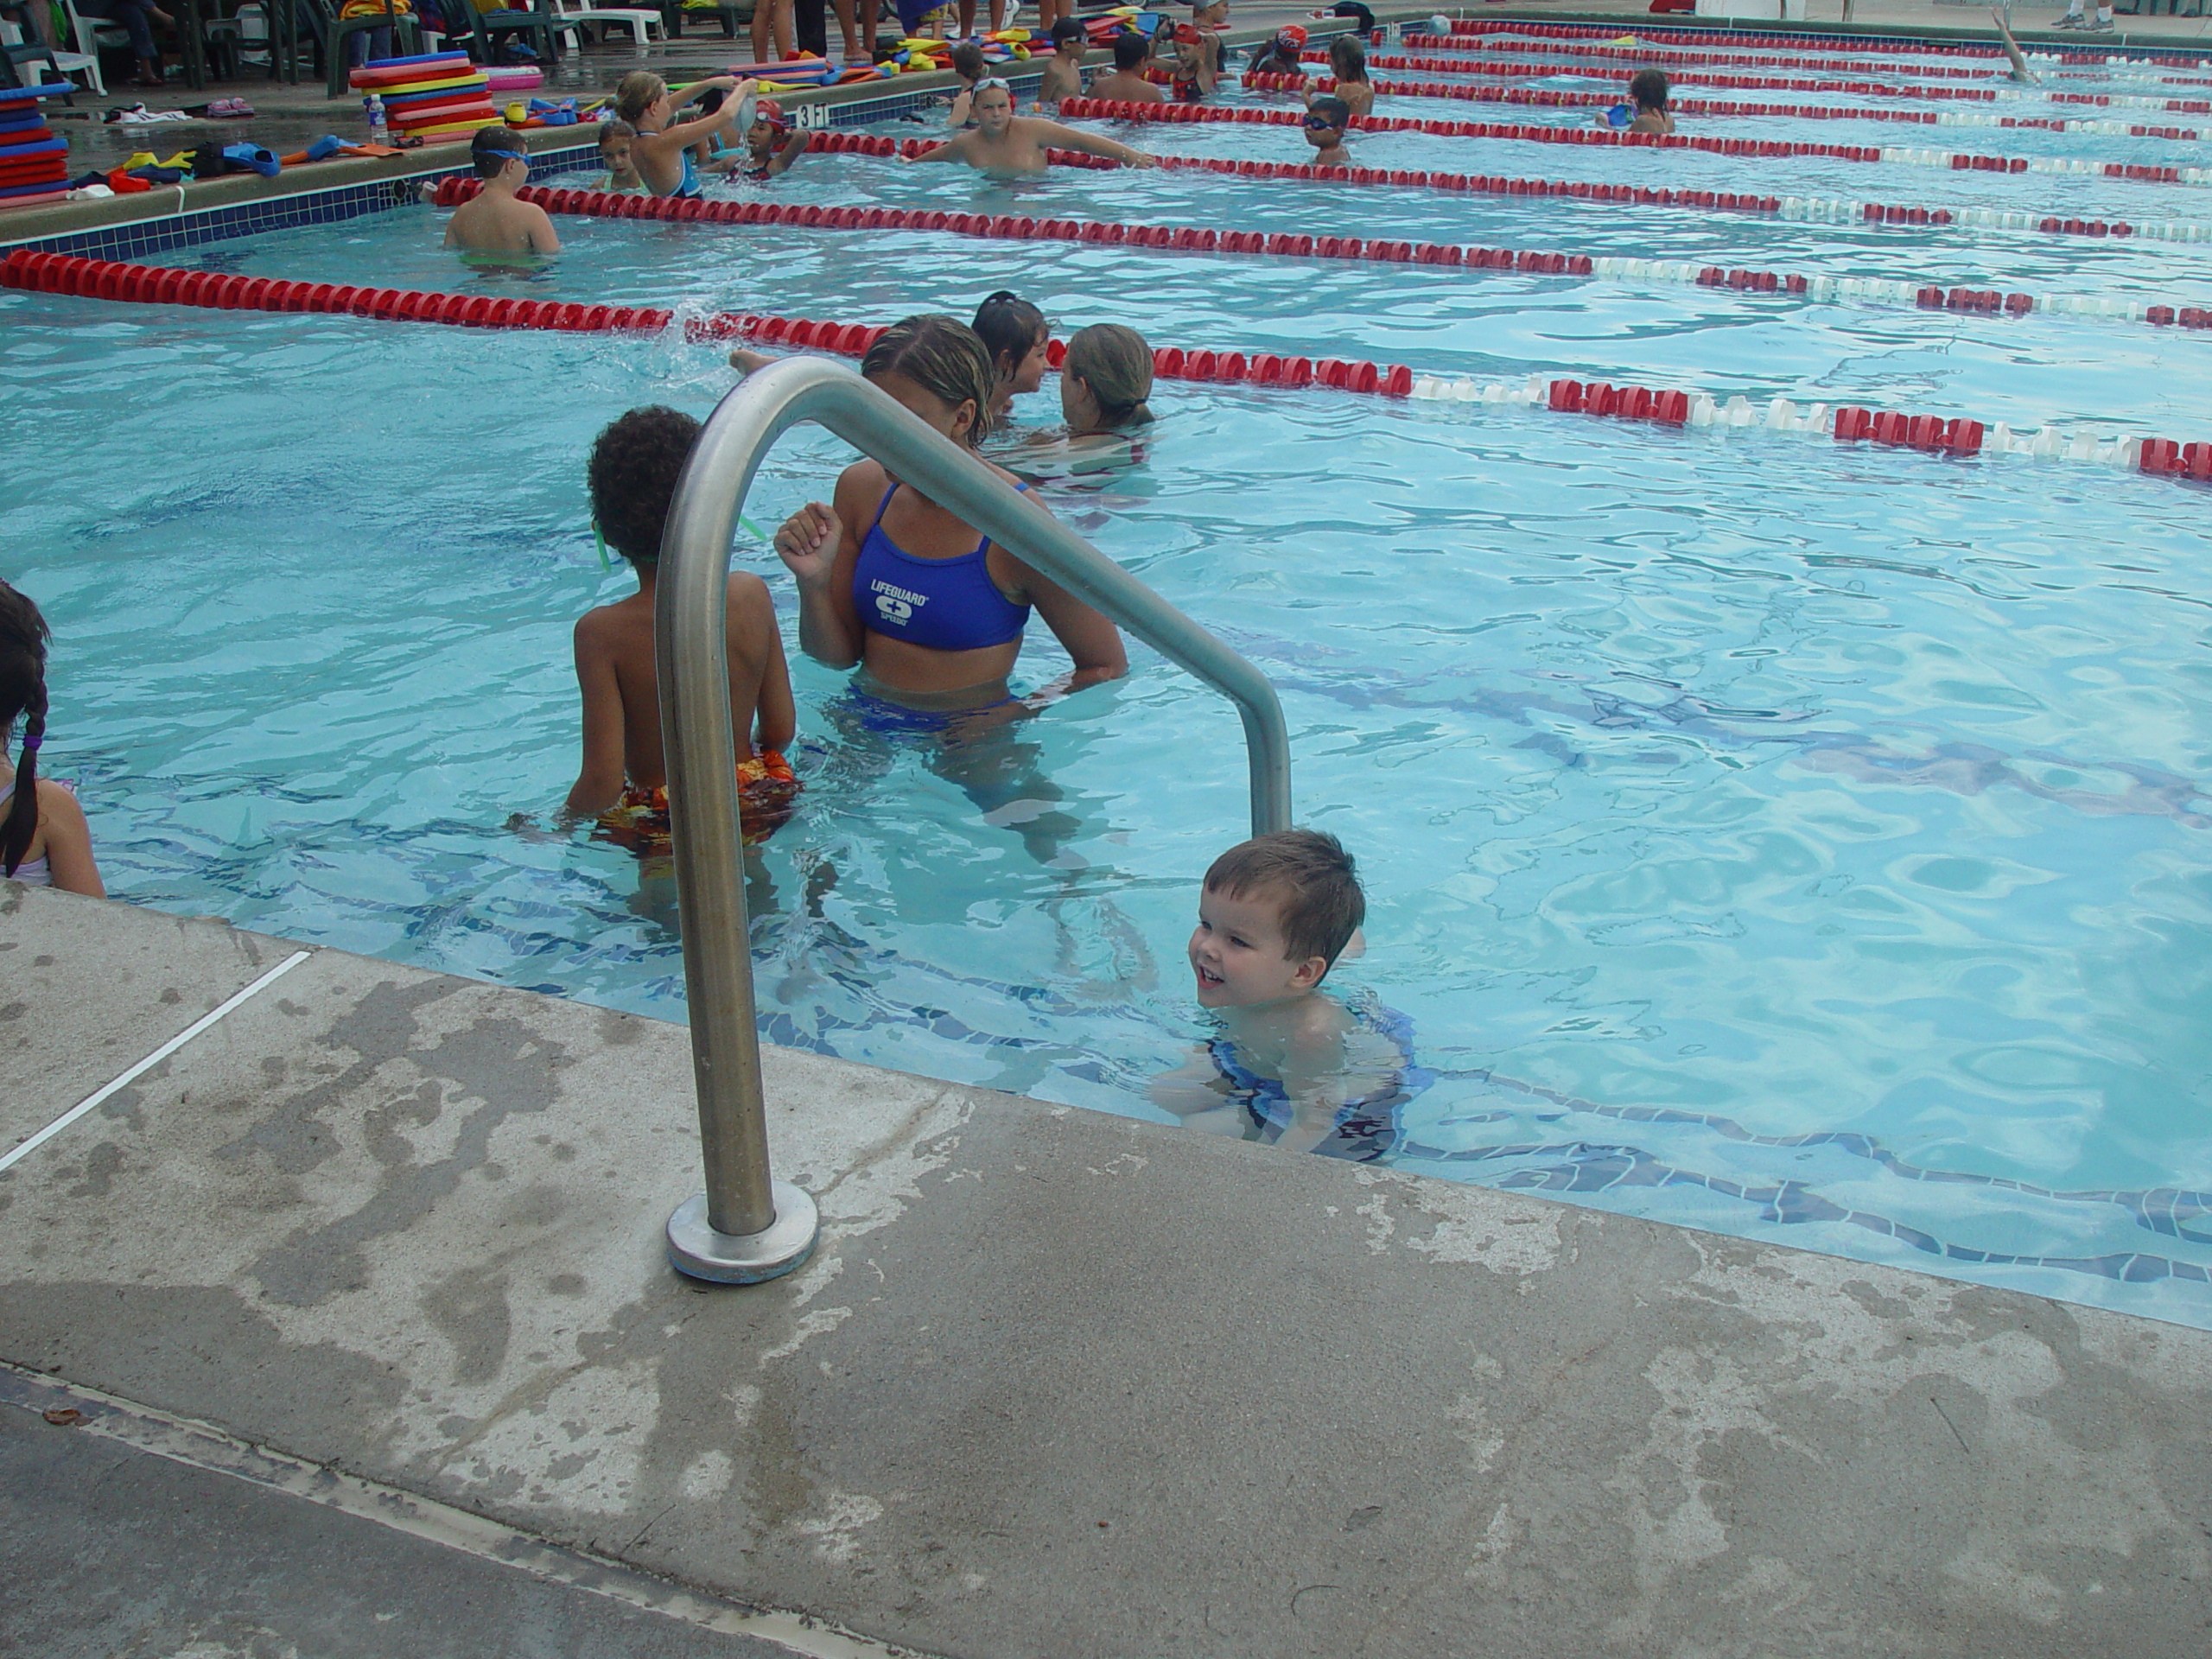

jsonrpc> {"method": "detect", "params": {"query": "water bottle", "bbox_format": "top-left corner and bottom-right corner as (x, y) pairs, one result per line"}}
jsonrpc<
(365, 93), (388, 143)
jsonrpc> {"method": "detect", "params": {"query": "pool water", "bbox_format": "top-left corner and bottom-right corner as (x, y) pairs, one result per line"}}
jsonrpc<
(9, 37), (2212, 1326)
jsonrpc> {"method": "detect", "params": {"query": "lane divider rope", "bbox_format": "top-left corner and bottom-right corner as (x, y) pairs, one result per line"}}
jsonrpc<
(1391, 32), (2212, 91)
(1316, 49), (2036, 105)
(548, 162), (2212, 328)
(10, 253), (2202, 490)
(803, 128), (2212, 247)
(662, 303), (2212, 486)
(1061, 97), (2212, 188)
(1433, 17), (2212, 69)
(1246, 71), (2212, 144)
(1375, 48), (2212, 111)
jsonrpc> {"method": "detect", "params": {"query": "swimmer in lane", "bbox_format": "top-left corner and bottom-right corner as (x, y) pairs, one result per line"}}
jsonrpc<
(1301, 93), (1352, 168)
(444, 126), (561, 259)
(904, 79), (1159, 175)
(1624, 67), (1674, 135)
(1088, 31), (1166, 104)
(1037, 16), (1087, 106)
(1993, 9), (2039, 82)
(740, 98), (810, 181)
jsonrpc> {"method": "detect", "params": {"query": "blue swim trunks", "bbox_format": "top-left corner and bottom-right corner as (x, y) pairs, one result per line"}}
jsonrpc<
(1207, 1001), (1432, 1162)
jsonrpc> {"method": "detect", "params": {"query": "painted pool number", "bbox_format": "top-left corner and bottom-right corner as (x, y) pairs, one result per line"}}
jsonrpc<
(795, 103), (827, 130)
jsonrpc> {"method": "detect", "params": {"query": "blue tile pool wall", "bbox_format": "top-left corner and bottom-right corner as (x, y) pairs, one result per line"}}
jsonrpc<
(0, 73), (1027, 264)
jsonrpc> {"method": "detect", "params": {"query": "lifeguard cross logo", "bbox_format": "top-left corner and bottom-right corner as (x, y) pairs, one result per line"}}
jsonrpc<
(870, 578), (927, 627)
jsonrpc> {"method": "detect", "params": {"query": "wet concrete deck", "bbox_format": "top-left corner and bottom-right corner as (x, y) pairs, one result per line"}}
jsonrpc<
(3, 881), (2210, 1657)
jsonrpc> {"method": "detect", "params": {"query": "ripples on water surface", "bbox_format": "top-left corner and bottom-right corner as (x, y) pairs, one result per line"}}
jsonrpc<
(6, 59), (2212, 1324)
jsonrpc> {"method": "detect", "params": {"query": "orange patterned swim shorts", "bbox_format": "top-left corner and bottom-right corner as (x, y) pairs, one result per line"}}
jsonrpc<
(596, 750), (801, 852)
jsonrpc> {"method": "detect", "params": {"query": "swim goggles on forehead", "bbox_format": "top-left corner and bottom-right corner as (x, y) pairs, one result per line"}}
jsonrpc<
(480, 147), (529, 162)
(972, 76), (1012, 93)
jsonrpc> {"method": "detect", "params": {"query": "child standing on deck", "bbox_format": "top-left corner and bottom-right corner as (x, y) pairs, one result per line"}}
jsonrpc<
(1152, 830), (1419, 1158)
(565, 408), (800, 848)
(444, 126), (562, 257)
(1, 581), (103, 896)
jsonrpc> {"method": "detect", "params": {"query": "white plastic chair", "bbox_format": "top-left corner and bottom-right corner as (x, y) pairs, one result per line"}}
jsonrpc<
(546, 0), (663, 49)
(59, 0), (127, 87)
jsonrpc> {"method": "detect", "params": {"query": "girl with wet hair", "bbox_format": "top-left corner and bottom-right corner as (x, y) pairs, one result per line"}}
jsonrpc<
(1060, 323), (1155, 433)
(971, 290), (1052, 426)
(0, 581), (102, 894)
(1326, 33), (1374, 119)
(769, 314), (1126, 710)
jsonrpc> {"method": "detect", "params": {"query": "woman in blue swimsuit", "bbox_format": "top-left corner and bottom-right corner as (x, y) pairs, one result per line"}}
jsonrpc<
(771, 315), (1127, 861)
(772, 315), (1127, 713)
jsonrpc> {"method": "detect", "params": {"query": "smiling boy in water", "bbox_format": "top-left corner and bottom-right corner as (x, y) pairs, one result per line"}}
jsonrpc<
(904, 78), (1159, 175)
(1151, 830), (1418, 1158)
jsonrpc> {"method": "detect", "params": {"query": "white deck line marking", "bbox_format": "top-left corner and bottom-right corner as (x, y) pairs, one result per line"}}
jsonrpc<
(0, 948), (312, 1173)
(0, 1364), (918, 1659)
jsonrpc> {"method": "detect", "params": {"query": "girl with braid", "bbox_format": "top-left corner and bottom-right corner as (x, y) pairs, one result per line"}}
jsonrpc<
(0, 581), (102, 895)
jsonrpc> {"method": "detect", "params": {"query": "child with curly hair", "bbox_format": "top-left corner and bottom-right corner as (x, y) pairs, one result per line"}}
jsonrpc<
(1, 580), (103, 895)
(566, 407), (800, 849)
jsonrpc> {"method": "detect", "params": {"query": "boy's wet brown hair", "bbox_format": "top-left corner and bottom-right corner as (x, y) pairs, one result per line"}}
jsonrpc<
(1205, 829), (1364, 971)
(470, 124), (525, 179)
(1630, 67), (1669, 110)
(589, 405), (702, 565)
(1111, 30), (1148, 69)
(950, 41), (988, 82)
(1328, 33), (1366, 80)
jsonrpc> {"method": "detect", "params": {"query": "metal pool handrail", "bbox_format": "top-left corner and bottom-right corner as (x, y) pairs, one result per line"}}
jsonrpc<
(655, 353), (1294, 1283)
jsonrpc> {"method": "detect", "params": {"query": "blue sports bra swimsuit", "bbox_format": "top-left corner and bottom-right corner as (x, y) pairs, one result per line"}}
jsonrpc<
(662, 147), (701, 199)
(851, 483), (1031, 652)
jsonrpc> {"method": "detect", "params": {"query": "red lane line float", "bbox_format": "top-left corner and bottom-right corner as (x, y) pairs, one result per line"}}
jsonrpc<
(1438, 16), (2212, 69)
(1072, 93), (2203, 182)
(448, 180), (2209, 332)
(1321, 48), (2016, 105)
(10, 251), (2204, 488)
(0, 251), (670, 335)
(1395, 31), (2049, 79)
(1066, 94), (1894, 167)
(1247, 68), (1981, 125)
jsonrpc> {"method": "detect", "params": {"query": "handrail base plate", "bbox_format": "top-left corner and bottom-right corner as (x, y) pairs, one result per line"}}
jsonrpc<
(665, 1182), (820, 1284)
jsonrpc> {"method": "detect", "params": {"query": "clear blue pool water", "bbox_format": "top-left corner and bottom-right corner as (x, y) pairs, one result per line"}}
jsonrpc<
(8, 43), (2212, 1325)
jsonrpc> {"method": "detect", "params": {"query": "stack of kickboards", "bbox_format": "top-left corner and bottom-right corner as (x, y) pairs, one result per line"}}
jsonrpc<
(0, 82), (74, 209)
(350, 51), (500, 141)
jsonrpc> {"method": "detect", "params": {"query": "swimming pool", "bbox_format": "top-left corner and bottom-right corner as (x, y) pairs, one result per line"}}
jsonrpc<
(9, 28), (2212, 1326)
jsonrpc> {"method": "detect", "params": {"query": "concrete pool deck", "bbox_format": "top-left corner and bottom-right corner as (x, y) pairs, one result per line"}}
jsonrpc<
(4, 881), (2210, 1656)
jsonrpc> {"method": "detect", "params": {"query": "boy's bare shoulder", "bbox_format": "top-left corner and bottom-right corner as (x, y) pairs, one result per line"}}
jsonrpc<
(574, 596), (642, 645)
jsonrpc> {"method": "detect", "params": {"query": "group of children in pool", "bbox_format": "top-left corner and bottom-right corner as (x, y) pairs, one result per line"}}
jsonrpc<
(440, 3), (1427, 254)
(543, 298), (1415, 1155)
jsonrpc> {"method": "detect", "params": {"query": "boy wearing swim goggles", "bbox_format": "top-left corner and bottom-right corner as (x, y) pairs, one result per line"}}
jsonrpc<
(1301, 94), (1351, 168)
(443, 125), (561, 258)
